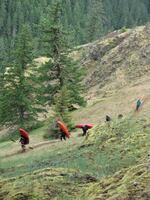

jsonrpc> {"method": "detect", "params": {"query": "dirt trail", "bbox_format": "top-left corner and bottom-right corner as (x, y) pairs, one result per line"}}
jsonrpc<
(0, 140), (59, 159)
(0, 131), (82, 159)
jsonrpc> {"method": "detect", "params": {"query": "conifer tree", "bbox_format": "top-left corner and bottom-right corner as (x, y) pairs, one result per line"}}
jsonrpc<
(0, 25), (42, 128)
(54, 86), (73, 129)
(39, 0), (85, 125)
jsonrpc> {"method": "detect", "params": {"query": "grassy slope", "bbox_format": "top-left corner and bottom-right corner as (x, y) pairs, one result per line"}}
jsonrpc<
(0, 113), (149, 199)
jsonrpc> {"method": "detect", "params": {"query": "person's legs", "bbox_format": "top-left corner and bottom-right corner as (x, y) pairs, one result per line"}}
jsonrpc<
(82, 130), (86, 136)
(136, 105), (140, 111)
(60, 134), (63, 141)
(63, 135), (66, 140)
(82, 127), (87, 136)
(20, 137), (26, 151)
(21, 144), (26, 151)
(62, 132), (66, 140)
(60, 132), (66, 141)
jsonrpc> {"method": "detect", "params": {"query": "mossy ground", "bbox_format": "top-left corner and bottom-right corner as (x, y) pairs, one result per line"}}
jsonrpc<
(77, 161), (150, 200)
(0, 168), (95, 200)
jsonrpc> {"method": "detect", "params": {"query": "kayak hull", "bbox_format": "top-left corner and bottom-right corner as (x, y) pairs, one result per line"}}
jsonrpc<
(57, 121), (70, 138)
(75, 124), (94, 129)
(19, 128), (29, 141)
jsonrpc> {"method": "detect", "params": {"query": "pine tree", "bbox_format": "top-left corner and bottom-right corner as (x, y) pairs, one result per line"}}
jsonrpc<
(0, 25), (43, 128)
(54, 86), (73, 129)
(39, 0), (85, 126)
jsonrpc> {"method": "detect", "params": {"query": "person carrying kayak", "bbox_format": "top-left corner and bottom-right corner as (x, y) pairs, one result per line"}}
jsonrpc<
(81, 125), (89, 136)
(136, 99), (142, 111)
(75, 124), (94, 136)
(19, 128), (29, 151)
(57, 120), (70, 141)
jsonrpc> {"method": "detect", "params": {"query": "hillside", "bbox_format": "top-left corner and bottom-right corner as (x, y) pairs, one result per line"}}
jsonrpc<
(71, 25), (150, 125)
(73, 24), (150, 96)
(0, 25), (150, 200)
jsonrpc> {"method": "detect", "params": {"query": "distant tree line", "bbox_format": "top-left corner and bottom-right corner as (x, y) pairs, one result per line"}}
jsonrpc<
(0, 0), (150, 64)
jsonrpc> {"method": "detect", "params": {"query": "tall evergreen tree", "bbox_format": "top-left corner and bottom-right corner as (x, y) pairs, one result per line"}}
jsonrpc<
(54, 86), (73, 129)
(0, 25), (42, 128)
(39, 0), (85, 125)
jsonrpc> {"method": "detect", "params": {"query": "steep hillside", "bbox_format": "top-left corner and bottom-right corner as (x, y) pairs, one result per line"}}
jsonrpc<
(71, 25), (150, 125)
(72, 24), (150, 99)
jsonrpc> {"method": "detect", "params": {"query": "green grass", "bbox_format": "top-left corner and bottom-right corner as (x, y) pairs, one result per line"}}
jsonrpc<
(1, 118), (148, 179)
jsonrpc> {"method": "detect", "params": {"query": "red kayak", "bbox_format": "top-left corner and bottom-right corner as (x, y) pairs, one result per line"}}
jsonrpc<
(19, 128), (29, 141)
(57, 121), (70, 138)
(75, 124), (94, 129)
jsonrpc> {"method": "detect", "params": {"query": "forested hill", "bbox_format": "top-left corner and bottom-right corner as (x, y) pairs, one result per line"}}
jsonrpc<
(0, 0), (150, 63)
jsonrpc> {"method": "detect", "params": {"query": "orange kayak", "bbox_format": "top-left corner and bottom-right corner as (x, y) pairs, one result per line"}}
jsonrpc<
(57, 121), (70, 138)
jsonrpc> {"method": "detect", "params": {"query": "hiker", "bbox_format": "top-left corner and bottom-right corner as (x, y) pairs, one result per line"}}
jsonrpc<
(106, 115), (111, 122)
(136, 99), (142, 111)
(75, 124), (93, 136)
(57, 120), (70, 141)
(19, 128), (29, 151)
(60, 129), (66, 141)
(81, 125), (89, 136)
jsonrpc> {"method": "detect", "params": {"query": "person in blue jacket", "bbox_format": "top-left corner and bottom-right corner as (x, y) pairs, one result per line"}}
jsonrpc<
(136, 99), (142, 111)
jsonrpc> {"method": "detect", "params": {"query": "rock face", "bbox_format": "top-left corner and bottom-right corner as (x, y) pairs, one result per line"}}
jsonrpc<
(75, 25), (150, 95)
